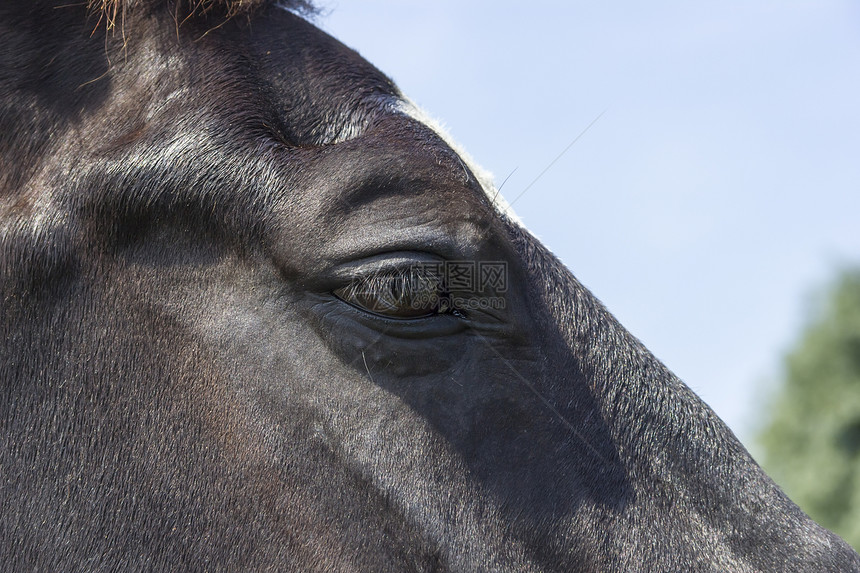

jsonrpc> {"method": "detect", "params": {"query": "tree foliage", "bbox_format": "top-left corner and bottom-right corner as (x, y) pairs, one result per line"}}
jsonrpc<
(758, 269), (860, 549)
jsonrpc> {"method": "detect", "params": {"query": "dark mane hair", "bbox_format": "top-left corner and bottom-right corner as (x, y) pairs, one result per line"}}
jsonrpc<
(88, 0), (317, 29)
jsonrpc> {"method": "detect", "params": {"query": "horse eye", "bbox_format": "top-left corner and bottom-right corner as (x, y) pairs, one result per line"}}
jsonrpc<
(333, 268), (452, 319)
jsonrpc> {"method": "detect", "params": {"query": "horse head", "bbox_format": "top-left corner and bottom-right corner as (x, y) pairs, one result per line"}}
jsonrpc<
(2, 1), (857, 570)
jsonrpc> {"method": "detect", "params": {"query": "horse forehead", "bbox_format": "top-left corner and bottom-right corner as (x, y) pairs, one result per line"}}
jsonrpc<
(394, 99), (521, 225)
(228, 7), (398, 144)
(235, 8), (520, 222)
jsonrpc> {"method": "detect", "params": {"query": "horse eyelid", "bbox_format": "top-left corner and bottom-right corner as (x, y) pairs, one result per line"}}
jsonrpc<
(332, 268), (450, 320)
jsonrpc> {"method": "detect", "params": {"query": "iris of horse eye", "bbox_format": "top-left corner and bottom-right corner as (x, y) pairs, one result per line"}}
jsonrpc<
(333, 269), (450, 319)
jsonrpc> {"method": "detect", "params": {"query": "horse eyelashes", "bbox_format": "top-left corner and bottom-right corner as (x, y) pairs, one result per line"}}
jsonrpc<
(333, 266), (452, 319)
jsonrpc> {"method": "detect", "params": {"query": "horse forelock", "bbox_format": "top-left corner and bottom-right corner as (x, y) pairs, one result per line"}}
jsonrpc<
(87, 0), (316, 29)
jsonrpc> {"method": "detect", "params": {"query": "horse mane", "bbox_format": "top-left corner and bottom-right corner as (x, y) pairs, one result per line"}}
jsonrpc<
(88, 0), (316, 29)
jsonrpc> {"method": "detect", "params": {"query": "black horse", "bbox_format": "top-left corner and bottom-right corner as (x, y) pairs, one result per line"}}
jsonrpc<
(2, 1), (857, 571)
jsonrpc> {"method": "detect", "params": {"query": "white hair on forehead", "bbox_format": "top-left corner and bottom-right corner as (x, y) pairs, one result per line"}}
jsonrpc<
(396, 98), (523, 227)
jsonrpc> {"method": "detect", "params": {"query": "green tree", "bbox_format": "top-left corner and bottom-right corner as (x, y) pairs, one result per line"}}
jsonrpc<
(758, 269), (860, 549)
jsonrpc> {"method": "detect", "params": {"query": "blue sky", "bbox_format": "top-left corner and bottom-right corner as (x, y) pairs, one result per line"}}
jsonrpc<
(317, 1), (860, 448)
